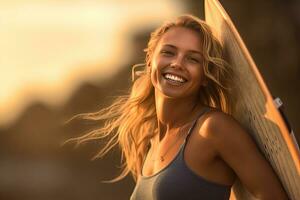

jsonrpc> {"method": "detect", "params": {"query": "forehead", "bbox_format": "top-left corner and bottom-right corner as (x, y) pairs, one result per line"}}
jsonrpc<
(157, 26), (203, 51)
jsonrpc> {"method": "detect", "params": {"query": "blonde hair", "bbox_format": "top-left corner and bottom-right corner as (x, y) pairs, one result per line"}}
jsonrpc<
(67, 14), (232, 182)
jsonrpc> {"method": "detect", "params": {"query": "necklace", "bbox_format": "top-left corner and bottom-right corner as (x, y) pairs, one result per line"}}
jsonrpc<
(150, 124), (193, 162)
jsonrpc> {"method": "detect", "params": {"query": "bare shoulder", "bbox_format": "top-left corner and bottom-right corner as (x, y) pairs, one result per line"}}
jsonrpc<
(198, 109), (289, 199)
(199, 109), (252, 147)
(200, 109), (261, 165)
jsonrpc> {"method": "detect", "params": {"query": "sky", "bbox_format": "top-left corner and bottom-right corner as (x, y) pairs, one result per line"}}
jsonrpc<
(0, 0), (184, 127)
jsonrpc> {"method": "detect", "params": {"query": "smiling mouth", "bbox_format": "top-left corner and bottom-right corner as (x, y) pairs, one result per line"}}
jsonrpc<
(163, 73), (187, 83)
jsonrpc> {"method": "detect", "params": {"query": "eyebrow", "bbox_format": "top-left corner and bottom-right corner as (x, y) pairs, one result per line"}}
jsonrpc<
(162, 44), (203, 55)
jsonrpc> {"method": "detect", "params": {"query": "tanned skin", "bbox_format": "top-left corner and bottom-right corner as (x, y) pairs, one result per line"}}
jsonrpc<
(141, 26), (289, 199)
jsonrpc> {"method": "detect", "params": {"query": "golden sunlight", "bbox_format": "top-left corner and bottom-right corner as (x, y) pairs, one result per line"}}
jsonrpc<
(0, 0), (184, 127)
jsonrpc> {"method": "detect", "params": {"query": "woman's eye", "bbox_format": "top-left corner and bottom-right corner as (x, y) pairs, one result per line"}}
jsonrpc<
(160, 50), (174, 56)
(187, 56), (200, 63)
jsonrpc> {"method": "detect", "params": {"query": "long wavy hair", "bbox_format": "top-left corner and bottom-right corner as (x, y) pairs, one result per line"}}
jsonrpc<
(67, 14), (232, 182)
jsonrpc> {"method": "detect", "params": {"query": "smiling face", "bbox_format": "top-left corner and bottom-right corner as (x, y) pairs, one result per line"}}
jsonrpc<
(150, 26), (206, 99)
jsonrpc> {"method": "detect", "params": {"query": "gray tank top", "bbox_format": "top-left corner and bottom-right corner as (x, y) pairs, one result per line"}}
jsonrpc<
(130, 108), (231, 200)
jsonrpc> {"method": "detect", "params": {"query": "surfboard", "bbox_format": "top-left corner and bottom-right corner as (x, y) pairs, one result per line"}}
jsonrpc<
(204, 0), (300, 199)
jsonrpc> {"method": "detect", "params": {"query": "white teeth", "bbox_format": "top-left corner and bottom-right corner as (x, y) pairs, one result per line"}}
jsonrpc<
(164, 74), (186, 83)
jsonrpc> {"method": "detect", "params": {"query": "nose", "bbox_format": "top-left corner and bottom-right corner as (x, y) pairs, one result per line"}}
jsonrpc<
(170, 54), (184, 69)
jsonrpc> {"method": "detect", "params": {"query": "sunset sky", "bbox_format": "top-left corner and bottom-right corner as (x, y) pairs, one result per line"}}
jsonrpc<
(0, 0), (184, 127)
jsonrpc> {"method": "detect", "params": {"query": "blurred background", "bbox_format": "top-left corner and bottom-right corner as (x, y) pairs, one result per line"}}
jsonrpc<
(0, 0), (299, 199)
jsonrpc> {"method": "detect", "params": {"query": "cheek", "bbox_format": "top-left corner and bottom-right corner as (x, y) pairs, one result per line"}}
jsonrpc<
(149, 64), (158, 86)
(190, 65), (206, 84)
(150, 56), (163, 77)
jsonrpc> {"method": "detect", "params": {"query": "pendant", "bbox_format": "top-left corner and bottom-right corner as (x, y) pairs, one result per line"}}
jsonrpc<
(160, 156), (164, 162)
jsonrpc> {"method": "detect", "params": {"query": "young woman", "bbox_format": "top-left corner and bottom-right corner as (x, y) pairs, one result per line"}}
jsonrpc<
(72, 15), (288, 199)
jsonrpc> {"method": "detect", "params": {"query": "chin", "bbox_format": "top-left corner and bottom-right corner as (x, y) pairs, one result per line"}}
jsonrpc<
(157, 86), (192, 99)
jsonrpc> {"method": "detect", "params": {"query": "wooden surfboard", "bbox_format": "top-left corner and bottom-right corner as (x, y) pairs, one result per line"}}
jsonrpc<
(204, 0), (300, 199)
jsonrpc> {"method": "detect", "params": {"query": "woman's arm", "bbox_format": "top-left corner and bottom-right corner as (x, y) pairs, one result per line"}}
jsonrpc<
(204, 111), (289, 200)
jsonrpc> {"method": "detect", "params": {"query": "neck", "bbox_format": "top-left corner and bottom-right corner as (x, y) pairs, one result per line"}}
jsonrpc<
(154, 90), (204, 140)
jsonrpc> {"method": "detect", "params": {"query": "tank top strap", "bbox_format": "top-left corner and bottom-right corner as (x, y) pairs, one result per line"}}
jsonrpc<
(184, 106), (212, 143)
